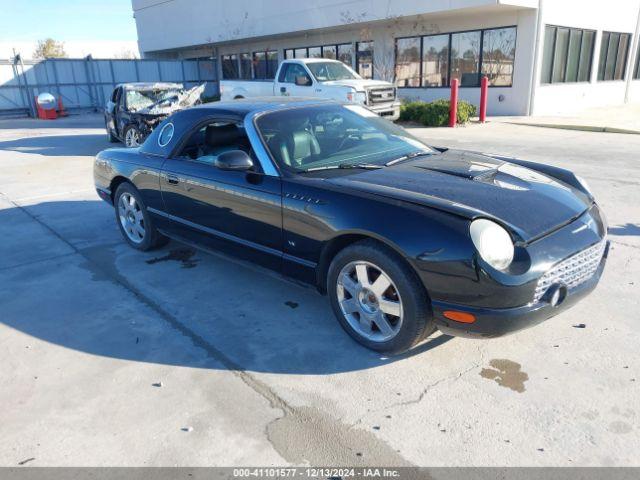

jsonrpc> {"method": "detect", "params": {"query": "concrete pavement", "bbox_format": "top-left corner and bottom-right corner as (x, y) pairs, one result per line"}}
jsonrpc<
(0, 114), (638, 467)
(492, 104), (640, 135)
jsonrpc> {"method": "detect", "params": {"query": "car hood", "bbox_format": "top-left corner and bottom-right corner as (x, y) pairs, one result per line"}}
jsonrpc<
(321, 79), (393, 91)
(326, 150), (592, 242)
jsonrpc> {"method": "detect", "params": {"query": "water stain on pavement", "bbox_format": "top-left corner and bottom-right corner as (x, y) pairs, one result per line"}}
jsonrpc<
(480, 359), (529, 393)
(267, 406), (415, 467)
(146, 248), (198, 268)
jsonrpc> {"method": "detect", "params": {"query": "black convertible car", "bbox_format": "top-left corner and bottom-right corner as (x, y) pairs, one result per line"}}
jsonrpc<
(94, 98), (608, 354)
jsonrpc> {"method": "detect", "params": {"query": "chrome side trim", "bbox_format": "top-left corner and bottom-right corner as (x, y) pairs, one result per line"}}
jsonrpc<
(147, 207), (317, 269)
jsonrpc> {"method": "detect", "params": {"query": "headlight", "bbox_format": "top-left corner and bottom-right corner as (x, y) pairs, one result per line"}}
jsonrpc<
(469, 219), (514, 270)
(346, 90), (366, 104)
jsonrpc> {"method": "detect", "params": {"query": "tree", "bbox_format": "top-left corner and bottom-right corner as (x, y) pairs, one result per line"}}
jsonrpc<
(113, 49), (137, 59)
(33, 38), (67, 59)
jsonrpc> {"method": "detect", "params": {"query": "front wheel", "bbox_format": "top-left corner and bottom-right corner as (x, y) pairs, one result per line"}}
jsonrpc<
(114, 183), (168, 251)
(123, 125), (142, 148)
(327, 240), (435, 354)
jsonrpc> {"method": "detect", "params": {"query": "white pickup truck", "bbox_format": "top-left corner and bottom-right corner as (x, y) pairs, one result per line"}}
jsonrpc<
(220, 58), (401, 121)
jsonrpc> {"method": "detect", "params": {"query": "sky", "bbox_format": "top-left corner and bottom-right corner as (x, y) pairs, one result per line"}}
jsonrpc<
(0, 0), (139, 59)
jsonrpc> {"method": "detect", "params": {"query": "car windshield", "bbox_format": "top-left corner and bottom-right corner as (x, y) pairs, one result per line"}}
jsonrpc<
(125, 88), (183, 111)
(256, 104), (433, 172)
(306, 62), (360, 81)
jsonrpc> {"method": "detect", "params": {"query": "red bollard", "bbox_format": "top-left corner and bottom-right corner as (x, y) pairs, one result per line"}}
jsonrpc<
(449, 78), (459, 128)
(479, 76), (489, 123)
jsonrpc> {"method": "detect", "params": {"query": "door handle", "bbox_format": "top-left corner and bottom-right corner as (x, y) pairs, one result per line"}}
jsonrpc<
(166, 174), (179, 185)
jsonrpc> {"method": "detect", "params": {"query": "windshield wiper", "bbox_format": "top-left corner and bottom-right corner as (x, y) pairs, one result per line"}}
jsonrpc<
(385, 150), (432, 166)
(303, 162), (383, 172)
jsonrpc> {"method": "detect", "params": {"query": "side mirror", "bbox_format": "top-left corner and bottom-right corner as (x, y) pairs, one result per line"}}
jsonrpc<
(215, 150), (254, 171)
(295, 75), (311, 87)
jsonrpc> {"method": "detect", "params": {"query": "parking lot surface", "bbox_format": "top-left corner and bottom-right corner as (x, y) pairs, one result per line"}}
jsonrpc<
(1, 114), (638, 466)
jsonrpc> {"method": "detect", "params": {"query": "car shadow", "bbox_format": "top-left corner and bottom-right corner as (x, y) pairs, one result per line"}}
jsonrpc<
(0, 133), (113, 157)
(608, 223), (640, 237)
(0, 199), (454, 376)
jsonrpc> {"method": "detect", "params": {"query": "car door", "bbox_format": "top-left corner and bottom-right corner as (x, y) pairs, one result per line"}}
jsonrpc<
(159, 117), (283, 271)
(105, 87), (120, 137)
(114, 87), (129, 138)
(275, 63), (314, 97)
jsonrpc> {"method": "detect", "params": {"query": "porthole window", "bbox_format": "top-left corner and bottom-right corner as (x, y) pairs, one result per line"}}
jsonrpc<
(158, 123), (174, 147)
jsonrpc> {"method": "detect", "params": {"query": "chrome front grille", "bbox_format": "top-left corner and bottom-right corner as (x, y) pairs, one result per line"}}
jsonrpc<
(367, 87), (396, 105)
(533, 239), (606, 304)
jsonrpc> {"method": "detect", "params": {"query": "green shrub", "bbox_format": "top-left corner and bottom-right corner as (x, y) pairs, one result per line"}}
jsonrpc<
(399, 101), (425, 121)
(399, 99), (477, 127)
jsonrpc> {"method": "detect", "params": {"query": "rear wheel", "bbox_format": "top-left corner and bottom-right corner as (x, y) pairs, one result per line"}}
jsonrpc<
(114, 183), (168, 251)
(327, 240), (434, 354)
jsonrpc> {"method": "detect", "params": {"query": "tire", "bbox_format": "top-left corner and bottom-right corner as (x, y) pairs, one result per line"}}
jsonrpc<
(106, 121), (118, 143)
(123, 125), (142, 148)
(327, 239), (435, 354)
(114, 182), (168, 251)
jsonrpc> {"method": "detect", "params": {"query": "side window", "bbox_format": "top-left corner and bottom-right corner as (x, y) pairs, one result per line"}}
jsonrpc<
(283, 63), (311, 84)
(111, 87), (120, 103)
(278, 63), (289, 82)
(175, 120), (257, 169)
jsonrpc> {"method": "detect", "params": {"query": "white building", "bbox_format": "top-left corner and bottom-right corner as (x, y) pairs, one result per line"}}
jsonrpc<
(132, 0), (640, 116)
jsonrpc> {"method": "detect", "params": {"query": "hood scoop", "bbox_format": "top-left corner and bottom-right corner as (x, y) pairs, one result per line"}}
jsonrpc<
(412, 150), (502, 180)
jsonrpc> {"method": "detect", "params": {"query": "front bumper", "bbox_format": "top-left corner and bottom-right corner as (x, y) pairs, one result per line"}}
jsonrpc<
(369, 101), (401, 121)
(432, 241), (609, 338)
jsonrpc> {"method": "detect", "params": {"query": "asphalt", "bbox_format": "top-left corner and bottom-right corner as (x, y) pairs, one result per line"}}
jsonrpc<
(0, 114), (638, 467)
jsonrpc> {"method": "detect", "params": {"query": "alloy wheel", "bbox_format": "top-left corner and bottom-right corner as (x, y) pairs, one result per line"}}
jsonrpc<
(118, 192), (145, 243)
(336, 261), (403, 342)
(125, 128), (140, 147)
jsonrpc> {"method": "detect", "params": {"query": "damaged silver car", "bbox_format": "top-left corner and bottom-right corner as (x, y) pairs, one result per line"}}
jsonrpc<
(105, 82), (205, 147)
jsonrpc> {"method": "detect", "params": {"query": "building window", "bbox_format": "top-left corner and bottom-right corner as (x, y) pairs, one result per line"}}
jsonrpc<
(266, 51), (278, 78)
(253, 50), (278, 79)
(337, 43), (353, 67)
(450, 31), (481, 86)
(308, 46), (322, 58)
(322, 45), (336, 59)
(239, 53), (252, 79)
(481, 27), (517, 86)
(598, 31), (632, 81)
(635, 45), (640, 80)
(284, 43), (354, 68)
(395, 26), (516, 88)
(221, 54), (239, 79)
(356, 41), (374, 79)
(253, 52), (266, 79)
(396, 37), (421, 87)
(541, 25), (596, 84)
(422, 34), (449, 87)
